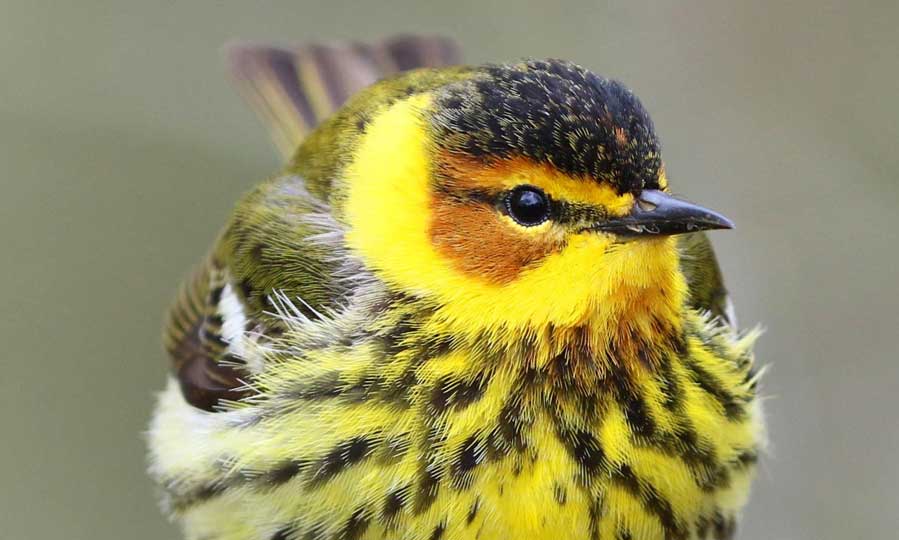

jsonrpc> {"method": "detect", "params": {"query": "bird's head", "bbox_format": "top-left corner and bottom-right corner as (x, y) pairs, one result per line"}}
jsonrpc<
(340, 60), (731, 342)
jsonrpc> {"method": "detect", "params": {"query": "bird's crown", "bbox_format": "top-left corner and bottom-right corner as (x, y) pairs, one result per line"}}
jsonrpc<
(431, 59), (662, 195)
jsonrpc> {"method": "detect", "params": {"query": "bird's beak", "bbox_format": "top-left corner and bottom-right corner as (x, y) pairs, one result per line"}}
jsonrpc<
(594, 190), (734, 237)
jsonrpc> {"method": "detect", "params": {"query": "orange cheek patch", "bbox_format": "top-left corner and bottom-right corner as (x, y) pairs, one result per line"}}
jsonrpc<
(429, 197), (564, 284)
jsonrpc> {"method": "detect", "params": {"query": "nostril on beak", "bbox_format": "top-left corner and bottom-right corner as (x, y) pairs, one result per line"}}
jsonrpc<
(636, 198), (658, 212)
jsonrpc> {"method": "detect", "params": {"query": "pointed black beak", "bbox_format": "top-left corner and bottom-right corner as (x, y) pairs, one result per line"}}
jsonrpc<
(594, 190), (734, 237)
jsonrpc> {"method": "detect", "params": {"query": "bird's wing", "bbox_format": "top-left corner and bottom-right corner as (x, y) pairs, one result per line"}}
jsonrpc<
(163, 255), (257, 411)
(162, 190), (337, 411)
(678, 232), (736, 327)
(163, 175), (350, 411)
(227, 35), (460, 160)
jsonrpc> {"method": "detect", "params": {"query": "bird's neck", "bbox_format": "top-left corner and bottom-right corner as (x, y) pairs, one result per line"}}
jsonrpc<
(418, 250), (690, 383)
(540, 272), (688, 382)
(532, 273), (688, 389)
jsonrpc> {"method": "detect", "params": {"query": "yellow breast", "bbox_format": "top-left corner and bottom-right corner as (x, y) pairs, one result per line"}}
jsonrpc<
(150, 305), (762, 540)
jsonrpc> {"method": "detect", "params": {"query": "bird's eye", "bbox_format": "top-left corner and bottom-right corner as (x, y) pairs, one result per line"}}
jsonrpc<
(505, 185), (551, 226)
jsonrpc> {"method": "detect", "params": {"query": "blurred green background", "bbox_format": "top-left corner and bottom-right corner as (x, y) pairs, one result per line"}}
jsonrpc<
(1, 1), (896, 539)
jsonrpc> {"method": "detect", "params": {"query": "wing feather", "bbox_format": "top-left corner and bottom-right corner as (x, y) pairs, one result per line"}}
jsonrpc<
(678, 232), (735, 326)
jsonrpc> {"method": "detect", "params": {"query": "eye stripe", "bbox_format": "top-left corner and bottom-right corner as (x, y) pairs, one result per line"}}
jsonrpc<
(433, 185), (610, 230)
(554, 201), (610, 228)
(431, 184), (496, 205)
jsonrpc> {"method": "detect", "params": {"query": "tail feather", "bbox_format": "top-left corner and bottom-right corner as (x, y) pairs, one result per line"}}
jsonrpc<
(227, 35), (461, 159)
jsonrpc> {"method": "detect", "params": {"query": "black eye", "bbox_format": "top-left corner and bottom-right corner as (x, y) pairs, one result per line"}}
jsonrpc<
(505, 185), (551, 226)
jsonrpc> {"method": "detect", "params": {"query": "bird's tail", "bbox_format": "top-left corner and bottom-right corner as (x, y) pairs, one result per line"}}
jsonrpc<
(226, 35), (460, 160)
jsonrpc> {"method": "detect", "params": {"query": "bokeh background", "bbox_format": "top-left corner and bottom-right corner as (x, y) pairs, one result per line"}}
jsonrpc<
(2, 1), (896, 539)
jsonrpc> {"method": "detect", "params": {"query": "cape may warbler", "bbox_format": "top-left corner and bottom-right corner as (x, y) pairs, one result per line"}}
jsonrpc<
(149, 35), (764, 540)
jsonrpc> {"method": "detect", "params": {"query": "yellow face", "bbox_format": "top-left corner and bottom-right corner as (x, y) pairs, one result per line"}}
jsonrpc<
(344, 94), (686, 338)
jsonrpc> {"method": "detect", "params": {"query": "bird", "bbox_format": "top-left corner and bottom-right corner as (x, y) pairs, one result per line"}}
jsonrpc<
(148, 35), (764, 540)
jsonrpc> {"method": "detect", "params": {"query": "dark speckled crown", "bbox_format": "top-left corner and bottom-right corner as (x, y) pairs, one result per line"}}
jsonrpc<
(431, 59), (662, 194)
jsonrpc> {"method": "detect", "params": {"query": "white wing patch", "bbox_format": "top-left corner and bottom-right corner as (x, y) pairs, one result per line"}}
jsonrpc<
(217, 283), (266, 374)
(724, 295), (739, 329)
